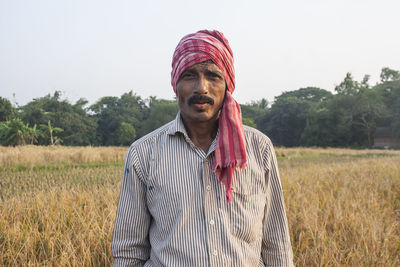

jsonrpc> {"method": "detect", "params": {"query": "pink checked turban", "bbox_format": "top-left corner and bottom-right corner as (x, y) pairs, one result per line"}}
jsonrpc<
(171, 30), (247, 203)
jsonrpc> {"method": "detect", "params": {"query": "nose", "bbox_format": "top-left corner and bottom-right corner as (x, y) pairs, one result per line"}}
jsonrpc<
(194, 75), (209, 94)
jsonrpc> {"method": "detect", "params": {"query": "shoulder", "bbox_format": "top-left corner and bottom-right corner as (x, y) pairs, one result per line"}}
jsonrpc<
(124, 120), (175, 178)
(242, 125), (278, 170)
(243, 125), (274, 152)
(130, 120), (174, 151)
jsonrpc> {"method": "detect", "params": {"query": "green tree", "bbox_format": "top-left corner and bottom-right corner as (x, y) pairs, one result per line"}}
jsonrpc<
(26, 124), (40, 144)
(279, 87), (332, 102)
(301, 94), (363, 147)
(324, 72), (376, 147)
(264, 96), (309, 146)
(300, 107), (336, 147)
(374, 77), (400, 138)
(90, 91), (148, 145)
(380, 67), (400, 82)
(249, 98), (269, 109)
(0, 123), (8, 144)
(141, 97), (178, 134)
(300, 72), (390, 148)
(0, 118), (32, 146)
(0, 97), (16, 122)
(20, 92), (97, 145)
(117, 122), (136, 146)
(258, 87), (332, 147)
(40, 120), (64, 145)
(334, 72), (361, 96)
(242, 117), (257, 128)
(353, 88), (388, 146)
(240, 98), (269, 130)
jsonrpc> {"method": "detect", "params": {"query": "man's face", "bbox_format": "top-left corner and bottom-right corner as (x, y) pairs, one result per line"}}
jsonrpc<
(176, 61), (226, 124)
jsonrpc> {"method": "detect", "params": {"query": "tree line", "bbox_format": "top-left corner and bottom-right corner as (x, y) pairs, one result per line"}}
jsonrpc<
(1, 67), (399, 148)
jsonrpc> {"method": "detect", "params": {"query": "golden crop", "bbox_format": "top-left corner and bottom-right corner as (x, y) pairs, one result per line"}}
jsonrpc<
(0, 146), (399, 266)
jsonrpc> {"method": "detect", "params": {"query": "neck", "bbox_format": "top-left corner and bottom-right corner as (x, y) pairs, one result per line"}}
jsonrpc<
(181, 115), (219, 153)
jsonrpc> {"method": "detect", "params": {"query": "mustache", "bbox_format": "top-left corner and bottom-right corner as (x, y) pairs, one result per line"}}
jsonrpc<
(188, 95), (214, 105)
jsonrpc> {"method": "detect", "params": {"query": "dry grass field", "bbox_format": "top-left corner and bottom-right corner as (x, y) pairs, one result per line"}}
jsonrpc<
(1, 146), (399, 266)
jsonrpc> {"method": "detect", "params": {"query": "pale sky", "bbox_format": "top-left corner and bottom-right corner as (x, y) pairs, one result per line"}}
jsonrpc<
(1, 0), (400, 106)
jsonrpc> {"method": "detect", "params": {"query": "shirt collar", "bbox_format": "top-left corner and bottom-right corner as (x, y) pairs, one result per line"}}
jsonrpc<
(168, 111), (219, 155)
(167, 111), (189, 137)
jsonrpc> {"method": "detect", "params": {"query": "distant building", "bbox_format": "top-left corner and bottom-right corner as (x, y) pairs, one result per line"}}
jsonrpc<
(373, 127), (400, 149)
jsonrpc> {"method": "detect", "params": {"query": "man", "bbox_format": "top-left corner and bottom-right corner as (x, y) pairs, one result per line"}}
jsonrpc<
(112, 30), (294, 266)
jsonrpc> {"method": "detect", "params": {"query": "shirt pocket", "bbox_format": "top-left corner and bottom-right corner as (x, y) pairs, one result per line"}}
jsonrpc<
(228, 170), (266, 244)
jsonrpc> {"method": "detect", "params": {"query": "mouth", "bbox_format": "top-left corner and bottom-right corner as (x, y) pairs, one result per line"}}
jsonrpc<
(192, 103), (208, 110)
(188, 95), (214, 106)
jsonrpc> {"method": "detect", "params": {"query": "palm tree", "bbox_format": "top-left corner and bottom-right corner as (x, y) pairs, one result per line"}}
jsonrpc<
(26, 124), (40, 144)
(0, 118), (30, 146)
(40, 120), (63, 145)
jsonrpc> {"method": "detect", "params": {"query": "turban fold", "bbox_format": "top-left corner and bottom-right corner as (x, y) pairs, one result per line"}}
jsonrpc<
(171, 30), (247, 203)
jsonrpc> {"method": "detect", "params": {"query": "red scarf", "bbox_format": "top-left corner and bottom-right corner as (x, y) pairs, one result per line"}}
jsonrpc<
(171, 30), (247, 202)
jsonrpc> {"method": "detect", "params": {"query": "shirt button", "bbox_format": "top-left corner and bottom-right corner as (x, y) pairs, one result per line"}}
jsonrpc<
(209, 219), (215, 225)
(212, 250), (218, 256)
(206, 185), (211, 191)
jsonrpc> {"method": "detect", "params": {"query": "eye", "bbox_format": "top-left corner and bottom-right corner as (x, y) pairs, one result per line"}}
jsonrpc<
(180, 72), (195, 79)
(207, 71), (223, 80)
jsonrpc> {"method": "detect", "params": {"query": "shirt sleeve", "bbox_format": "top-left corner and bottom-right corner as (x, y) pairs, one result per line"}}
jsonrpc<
(112, 149), (151, 267)
(261, 143), (294, 267)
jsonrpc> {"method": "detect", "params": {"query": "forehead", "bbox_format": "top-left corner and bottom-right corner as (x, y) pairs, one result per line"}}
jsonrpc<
(183, 60), (223, 73)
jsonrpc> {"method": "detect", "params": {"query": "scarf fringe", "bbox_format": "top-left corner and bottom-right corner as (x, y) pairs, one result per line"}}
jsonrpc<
(213, 160), (247, 171)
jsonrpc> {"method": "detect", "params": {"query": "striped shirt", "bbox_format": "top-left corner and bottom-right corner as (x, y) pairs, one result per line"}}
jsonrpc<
(112, 113), (294, 267)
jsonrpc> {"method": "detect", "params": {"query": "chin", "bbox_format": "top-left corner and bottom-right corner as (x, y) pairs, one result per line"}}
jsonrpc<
(184, 113), (211, 123)
(181, 107), (220, 123)
(196, 112), (220, 122)
(192, 115), (212, 123)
